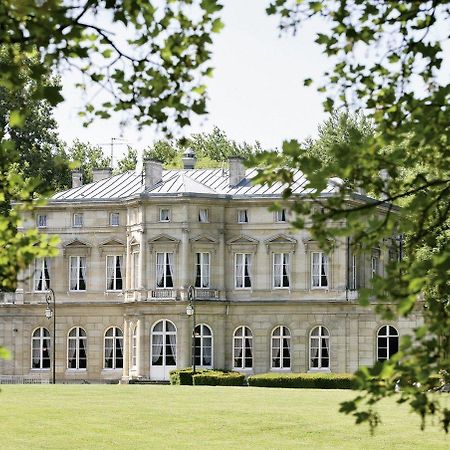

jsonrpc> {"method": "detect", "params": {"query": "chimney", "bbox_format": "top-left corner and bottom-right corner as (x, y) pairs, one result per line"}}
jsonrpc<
(182, 147), (196, 169)
(144, 159), (163, 189)
(71, 170), (83, 188)
(229, 156), (245, 186)
(92, 167), (112, 183)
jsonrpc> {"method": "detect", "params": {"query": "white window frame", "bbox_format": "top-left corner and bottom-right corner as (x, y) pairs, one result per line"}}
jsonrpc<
(272, 253), (290, 289)
(106, 255), (124, 292)
(132, 251), (139, 289)
(195, 252), (210, 289)
(131, 325), (138, 369)
(159, 208), (171, 222)
(350, 254), (357, 290)
(193, 323), (213, 368)
(371, 255), (379, 279)
(309, 325), (330, 371)
(37, 214), (47, 228)
(271, 326), (291, 370)
(198, 208), (209, 223)
(73, 213), (83, 228)
(274, 209), (287, 223)
(69, 256), (87, 291)
(67, 327), (87, 370)
(311, 251), (329, 289)
(34, 258), (50, 292)
(234, 253), (252, 289)
(237, 209), (248, 223)
(233, 326), (253, 370)
(109, 212), (120, 226)
(377, 325), (399, 362)
(104, 326), (124, 370)
(155, 252), (174, 289)
(31, 327), (50, 370)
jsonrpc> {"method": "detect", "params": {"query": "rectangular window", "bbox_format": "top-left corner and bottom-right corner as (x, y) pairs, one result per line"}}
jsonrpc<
(37, 214), (47, 228)
(73, 213), (83, 227)
(237, 209), (248, 223)
(159, 208), (171, 222)
(371, 255), (379, 279)
(156, 252), (174, 288)
(132, 252), (139, 289)
(69, 256), (87, 291)
(311, 252), (328, 288)
(235, 253), (252, 289)
(350, 254), (357, 290)
(106, 255), (123, 291)
(273, 253), (290, 288)
(34, 258), (50, 291)
(195, 252), (210, 288)
(110, 212), (120, 226)
(198, 208), (209, 223)
(275, 209), (286, 223)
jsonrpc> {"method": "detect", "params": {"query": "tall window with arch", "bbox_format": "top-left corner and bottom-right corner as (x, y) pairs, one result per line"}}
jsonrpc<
(309, 326), (330, 370)
(377, 325), (399, 361)
(104, 327), (123, 369)
(271, 326), (291, 369)
(67, 327), (87, 369)
(31, 327), (51, 369)
(233, 326), (253, 369)
(193, 324), (213, 368)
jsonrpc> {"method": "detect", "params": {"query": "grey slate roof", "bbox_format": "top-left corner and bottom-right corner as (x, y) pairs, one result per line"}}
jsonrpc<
(51, 168), (340, 202)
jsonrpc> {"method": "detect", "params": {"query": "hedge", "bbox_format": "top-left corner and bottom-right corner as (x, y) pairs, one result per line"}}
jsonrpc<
(193, 370), (246, 386)
(169, 368), (210, 385)
(247, 373), (355, 389)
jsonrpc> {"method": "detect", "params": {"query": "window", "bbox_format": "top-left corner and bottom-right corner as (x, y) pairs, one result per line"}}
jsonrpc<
(235, 253), (252, 289)
(104, 327), (123, 369)
(67, 327), (87, 369)
(37, 214), (47, 228)
(195, 252), (210, 288)
(309, 326), (330, 370)
(151, 320), (177, 366)
(34, 258), (50, 292)
(233, 326), (253, 369)
(156, 252), (174, 288)
(371, 254), (379, 278)
(311, 252), (329, 288)
(110, 212), (120, 226)
(350, 254), (357, 290)
(131, 325), (137, 369)
(273, 253), (290, 288)
(106, 255), (123, 291)
(69, 256), (87, 291)
(73, 213), (83, 227)
(199, 208), (209, 223)
(194, 324), (213, 368)
(31, 327), (50, 369)
(275, 209), (287, 223)
(237, 209), (248, 223)
(377, 325), (399, 361)
(271, 326), (291, 369)
(159, 208), (171, 222)
(132, 252), (139, 289)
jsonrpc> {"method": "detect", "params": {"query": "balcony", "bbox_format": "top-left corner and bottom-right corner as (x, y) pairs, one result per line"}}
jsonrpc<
(194, 289), (220, 300)
(150, 289), (178, 300)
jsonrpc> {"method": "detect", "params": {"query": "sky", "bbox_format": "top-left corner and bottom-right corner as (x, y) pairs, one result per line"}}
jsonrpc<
(55, 0), (329, 163)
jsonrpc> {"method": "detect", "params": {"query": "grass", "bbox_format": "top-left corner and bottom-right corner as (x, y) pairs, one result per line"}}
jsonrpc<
(0, 385), (448, 449)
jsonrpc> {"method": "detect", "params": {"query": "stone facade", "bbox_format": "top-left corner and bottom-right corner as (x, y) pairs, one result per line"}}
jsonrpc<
(0, 160), (419, 382)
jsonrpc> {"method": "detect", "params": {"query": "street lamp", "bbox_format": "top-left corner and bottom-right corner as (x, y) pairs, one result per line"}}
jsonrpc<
(44, 288), (56, 384)
(186, 285), (196, 373)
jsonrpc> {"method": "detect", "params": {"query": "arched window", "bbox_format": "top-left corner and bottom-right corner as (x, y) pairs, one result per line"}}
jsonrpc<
(233, 326), (253, 369)
(194, 324), (213, 368)
(271, 326), (291, 369)
(151, 320), (177, 367)
(104, 327), (123, 369)
(377, 325), (399, 361)
(67, 327), (87, 369)
(131, 325), (138, 369)
(31, 327), (50, 369)
(309, 326), (330, 369)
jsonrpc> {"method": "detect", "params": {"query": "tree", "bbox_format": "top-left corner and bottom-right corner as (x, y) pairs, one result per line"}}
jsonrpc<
(251, 0), (450, 433)
(114, 147), (138, 175)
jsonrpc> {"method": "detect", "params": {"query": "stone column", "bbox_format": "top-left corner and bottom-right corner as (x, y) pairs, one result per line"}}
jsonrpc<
(122, 318), (130, 382)
(179, 225), (190, 293)
(217, 229), (225, 298)
(179, 315), (192, 369)
(125, 232), (131, 292)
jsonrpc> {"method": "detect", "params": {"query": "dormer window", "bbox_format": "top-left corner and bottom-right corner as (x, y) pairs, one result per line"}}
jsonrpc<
(37, 214), (47, 228)
(199, 208), (209, 223)
(237, 209), (248, 223)
(110, 212), (120, 227)
(159, 208), (171, 222)
(73, 213), (83, 228)
(275, 209), (287, 223)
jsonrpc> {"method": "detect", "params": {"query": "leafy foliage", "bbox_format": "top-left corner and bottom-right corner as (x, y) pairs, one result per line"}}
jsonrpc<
(113, 146), (138, 175)
(248, 373), (355, 389)
(254, 0), (450, 433)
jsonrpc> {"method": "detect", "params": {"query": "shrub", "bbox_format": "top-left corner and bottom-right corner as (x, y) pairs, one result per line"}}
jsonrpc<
(247, 373), (355, 389)
(169, 368), (209, 385)
(192, 370), (246, 386)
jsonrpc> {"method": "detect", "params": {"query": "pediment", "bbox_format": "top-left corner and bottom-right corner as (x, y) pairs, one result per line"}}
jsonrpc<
(190, 234), (218, 244)
(62, 238), (92, 257)
(264, 234), (297, 245)
(129, 237), (139, 247)
(226, 235), (259, 246)
(148, 233), (180, 245)
(99, 238), (125, 247)
(63, 238), (92, 248)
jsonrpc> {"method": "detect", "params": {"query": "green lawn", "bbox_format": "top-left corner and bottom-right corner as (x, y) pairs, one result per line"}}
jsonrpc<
(0, 385), (448, 449)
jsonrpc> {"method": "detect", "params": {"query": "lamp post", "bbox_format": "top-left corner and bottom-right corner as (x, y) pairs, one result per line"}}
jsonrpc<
(186, 285), (196, 373)
(44, 288), (56, 384)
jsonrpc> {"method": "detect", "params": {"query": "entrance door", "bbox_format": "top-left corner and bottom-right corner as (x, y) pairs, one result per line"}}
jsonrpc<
(150, 319), (177, 380)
